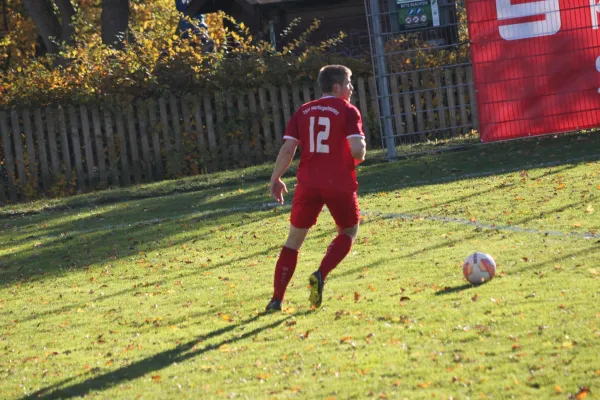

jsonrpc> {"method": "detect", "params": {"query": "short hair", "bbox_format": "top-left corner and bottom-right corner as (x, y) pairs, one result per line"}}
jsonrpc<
(318, 65), (352, 93)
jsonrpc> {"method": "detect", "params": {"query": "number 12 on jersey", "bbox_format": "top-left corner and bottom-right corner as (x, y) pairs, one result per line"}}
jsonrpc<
(309, 116), (330, 153)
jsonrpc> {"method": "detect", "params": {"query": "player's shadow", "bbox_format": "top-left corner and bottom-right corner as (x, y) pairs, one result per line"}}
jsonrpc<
(23, 310), (312, 400)
(434, 283), (475, 295)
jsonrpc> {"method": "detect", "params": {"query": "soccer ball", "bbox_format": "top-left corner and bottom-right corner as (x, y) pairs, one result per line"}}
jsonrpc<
(463, 252), (496, 284)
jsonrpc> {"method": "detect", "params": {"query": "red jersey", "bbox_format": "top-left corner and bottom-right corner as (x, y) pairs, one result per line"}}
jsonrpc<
(283, 96), (365, 192)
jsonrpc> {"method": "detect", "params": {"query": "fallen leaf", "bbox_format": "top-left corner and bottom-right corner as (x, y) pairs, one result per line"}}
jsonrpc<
(575, 387), (591, 400)
(562, 340), (575, 349)
(218, 313), (233, 322)
(256, 373), (270, 381)
(354, 292), (361, 302)
(585, 204), (594, 214)
(554, 385), (563, 393)
(417, 381), (431, 388)
(218, 344), (230, 352)
(469, 216), (476, 222)
(340, 336), (352, 343)
(400, 296), (410, 302)
(589, 269), (599, 276)
(573, 223), (582, 228)
(556, 183), (566, 190)
(471, 294), (479, 302)
(151, 375), (161, 382)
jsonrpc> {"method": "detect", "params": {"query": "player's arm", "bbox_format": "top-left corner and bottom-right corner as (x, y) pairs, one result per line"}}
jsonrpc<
(345, 105), (367, 166)
(270, 139), (298, 204)
(348, 136), (366, 165)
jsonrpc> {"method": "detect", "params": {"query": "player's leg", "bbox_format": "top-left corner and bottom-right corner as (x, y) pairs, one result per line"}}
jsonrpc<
(267, 224), (308, 311)
(267, 185), (323, 311)
(337, 223), (359, 239)
(284, 224), (310, 250)
(318, 222), (359, 280)
(308, 191), (360, 308)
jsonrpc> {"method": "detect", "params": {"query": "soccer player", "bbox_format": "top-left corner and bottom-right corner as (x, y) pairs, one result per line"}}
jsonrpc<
(265, 65), (367, 311)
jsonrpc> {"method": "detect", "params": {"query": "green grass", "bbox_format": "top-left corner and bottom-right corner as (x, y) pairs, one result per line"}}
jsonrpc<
(1, 133), (600, 400)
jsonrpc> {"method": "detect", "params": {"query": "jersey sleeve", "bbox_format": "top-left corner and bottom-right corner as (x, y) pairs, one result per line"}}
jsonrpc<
(345, 105), (365, 139)
(283, 111), (300, 141)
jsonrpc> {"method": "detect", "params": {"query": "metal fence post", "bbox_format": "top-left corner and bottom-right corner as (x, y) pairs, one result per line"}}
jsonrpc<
(367, 0), (397, 159)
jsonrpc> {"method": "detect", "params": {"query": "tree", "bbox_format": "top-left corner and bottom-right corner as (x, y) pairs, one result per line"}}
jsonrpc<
(1, 0), (9, 69)
(101, 0), (129, 50)
(22, 0), (75, 55)
(23, 0), (130, 57)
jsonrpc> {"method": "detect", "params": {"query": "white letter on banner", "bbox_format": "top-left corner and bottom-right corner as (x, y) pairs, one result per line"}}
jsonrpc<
(592, 0), (600, 29)
(496, 0), (561, 40)
(596, 56), (600, 93)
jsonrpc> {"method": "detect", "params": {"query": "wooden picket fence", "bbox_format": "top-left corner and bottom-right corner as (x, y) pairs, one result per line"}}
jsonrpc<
(0, 66), (477, 203)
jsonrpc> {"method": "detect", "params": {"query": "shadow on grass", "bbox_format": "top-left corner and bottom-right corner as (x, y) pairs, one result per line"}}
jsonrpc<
(366, 163), (577, 219)
(4, 131), (600, 220)
(1, 183), (268, 246)
(504, 245), (600, 276)
(0, 223), (340, 327)
(358, 133), (600, 194)
(0, 185), (279, 288)
(3, 133), (600, 296)
(434, 283), (475, 295)
(0, 162), (283, 218)
(25, 310), (313, 400)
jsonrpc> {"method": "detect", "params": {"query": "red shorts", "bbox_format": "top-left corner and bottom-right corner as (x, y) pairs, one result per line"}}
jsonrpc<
(290, 183), (360, 229)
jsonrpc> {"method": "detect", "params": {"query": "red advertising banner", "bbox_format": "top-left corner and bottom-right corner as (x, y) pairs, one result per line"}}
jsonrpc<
(466, 0), (600, 141)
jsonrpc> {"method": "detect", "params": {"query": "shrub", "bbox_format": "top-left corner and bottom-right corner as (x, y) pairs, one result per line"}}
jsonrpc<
(0, 6), (371, 109)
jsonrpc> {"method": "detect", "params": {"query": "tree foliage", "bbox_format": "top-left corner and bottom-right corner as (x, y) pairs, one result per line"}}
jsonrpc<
(0, 0), (371, 109)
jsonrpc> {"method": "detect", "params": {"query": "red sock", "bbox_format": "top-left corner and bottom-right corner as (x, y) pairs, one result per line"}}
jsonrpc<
(272, 246), (299, 301)
(318, 234), (353, 281)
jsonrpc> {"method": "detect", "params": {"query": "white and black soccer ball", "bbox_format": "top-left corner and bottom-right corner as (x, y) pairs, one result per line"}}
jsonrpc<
(463, 252), (496, 284)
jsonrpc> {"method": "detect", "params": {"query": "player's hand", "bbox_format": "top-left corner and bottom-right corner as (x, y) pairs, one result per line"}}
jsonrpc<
(270, 178), (288, 204)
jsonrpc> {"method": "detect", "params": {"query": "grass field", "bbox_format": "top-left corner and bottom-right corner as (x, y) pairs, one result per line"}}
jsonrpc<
(1, 133), (599, 400)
